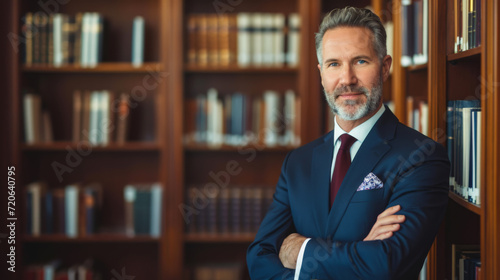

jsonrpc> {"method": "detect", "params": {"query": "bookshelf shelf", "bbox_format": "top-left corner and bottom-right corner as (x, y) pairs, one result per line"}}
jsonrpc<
(407, 63), (429, 72)
(21, 62), (163, 73)
(23, 234), (160, 243)
(184, 65), (299, 73)
(184, 233), (256, 243)
(184, 143), (296, 152)
(448, 191), (481, 216)
(447, 47), (482, 62)
(21, 142), (160, 152)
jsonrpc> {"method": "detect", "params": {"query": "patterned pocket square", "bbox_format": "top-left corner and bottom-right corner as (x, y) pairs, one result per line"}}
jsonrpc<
(357, 172), (384, 191)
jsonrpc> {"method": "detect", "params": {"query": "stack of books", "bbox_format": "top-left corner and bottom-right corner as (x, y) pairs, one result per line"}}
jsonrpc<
(183, 185), (274, 235)
(400, 0), (428, 66)
(23, 94), (53, 144)
(453, 0), (481, 53)
(184, 88), (300, 148)
(186, 13), (300, 67)
(21, 12), (105, 67)
(72, 90), (131, 145)
(123, 183), (163, 237)
(447, 100), (481, 205)
(25, 182), (102, 237)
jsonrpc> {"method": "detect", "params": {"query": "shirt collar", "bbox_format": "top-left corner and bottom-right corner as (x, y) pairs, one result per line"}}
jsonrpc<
(333, 105), (386, 145)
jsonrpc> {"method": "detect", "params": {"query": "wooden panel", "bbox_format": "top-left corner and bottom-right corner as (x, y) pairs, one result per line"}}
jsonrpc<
(483, 0), (500, 278)
(184, 0), (298, 13)
(184, 72), (299, 97)
(184, 151), (287, 186)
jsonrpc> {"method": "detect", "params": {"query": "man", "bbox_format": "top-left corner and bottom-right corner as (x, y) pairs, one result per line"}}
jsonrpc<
(247, 7), (449, 280)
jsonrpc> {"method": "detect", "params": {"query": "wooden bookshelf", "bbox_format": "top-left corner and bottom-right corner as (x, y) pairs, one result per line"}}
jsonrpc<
(8, 0), (171, 279)
(21, 62), (163, 73)
(392, 0), (500, 279)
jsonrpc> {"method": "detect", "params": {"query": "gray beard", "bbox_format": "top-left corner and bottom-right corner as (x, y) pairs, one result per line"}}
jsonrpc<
(324, 79), (383, 121)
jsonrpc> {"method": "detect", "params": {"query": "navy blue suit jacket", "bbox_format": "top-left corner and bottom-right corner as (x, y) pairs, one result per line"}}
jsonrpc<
(247, 107), (450, 279)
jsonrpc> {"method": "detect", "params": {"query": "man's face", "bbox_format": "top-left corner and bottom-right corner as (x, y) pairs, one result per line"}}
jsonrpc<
(318, 26), (391, 121)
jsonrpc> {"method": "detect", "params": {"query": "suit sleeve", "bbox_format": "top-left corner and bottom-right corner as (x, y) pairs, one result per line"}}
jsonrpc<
(247, 152), (297, 280)
(298, 140), (450, 280)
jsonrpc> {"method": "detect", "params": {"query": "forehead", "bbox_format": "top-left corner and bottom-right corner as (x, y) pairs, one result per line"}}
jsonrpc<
(321, 26), (375, 58)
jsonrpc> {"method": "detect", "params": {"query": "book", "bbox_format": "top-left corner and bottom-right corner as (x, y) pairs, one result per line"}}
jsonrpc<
(236, 13), (252, 67)
(132, 16), (145, 67)
(401, 0), (415, 67)
(65, 184), (80, 237)
(287, 13), (300, 67)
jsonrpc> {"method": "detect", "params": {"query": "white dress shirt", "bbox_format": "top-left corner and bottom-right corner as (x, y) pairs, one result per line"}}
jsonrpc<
(294, 105), (386, 279)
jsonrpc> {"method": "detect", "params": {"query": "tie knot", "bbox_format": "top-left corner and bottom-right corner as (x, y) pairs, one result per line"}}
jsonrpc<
(339, 134), (357, 151)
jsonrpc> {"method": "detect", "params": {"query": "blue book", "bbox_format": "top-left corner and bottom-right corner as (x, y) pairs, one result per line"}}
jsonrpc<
(131, 16), (145, 67)
(134, 187), (151, 235)
(44, 192), (54, 234)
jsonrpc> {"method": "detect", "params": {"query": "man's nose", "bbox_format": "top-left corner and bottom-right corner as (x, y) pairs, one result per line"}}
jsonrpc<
(338, 65), (357, 87)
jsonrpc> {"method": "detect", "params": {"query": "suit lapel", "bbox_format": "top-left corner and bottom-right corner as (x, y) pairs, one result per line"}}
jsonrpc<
(325, 108), (398, 237)
(310, 132), (334, 235)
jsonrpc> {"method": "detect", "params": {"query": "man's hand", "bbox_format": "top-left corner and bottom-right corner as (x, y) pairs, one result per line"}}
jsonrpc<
(279, 233), (307, 269)
(364, 205), (406, 241)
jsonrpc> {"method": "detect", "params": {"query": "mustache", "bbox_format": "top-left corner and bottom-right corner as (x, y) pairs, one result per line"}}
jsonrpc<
(333, 86), (370, 98)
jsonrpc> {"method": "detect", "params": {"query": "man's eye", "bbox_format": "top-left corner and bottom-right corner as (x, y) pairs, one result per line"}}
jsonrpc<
(329, 62), (339, 67)
(357, 60), (367, 64)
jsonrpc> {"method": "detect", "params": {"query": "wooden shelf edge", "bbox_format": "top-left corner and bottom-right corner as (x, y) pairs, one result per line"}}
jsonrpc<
(23, 234), (160, 243)
(22, 62), (163, 73)
(448, 191), (481, 215)
(184, 143), (298, 152)
(407, 62), (428, 72)
(447, 47), (482, 62)
(184, 233), (256, 243)
(21, 142), (161, 151)
(184, 64), (299, 73)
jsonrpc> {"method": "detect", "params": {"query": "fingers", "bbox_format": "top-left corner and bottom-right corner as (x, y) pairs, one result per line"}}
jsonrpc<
(364, 205), (406, 241)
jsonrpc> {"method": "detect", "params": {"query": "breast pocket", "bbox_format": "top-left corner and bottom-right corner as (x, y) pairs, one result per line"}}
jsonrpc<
(350, 188), (384, 202)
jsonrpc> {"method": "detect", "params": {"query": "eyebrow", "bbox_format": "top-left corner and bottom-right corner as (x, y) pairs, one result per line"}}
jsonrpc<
(323, 55), (373, 65)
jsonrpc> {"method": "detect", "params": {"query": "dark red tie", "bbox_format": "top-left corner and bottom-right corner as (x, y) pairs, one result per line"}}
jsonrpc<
(330, 133), (357, 208)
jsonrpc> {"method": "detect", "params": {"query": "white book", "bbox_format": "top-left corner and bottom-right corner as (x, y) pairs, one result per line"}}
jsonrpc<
(88, 13), (99, 67)
(283, 90), (296, 145)
(100, 91), (111, 145)
(23, 94), (41, 144)
(251, 13), (264, 66)
(462, 107), (473, 197)
(215, 99), (224, 146)
(88, 91), (101, 145)
(65, 185), (80, 238)
(476, 111), (481, 205)
(263, 90), (280, 146)
(132, 16), (145, 67)
(261, 14), (274, 66)
(236, 13), (252, 67)
(80, 13), (91, 67)
(52, 14), (64, 67)
(462, 0), (469, 51)
(471, 109), (478, 204)
(420, 101), (428, 136)
(27, 182), (43, 236)
(287, 13), (300, 67)
(273, 14), (285, 66)
(150, 183), (163, 237)
(206, 88), (219, 146)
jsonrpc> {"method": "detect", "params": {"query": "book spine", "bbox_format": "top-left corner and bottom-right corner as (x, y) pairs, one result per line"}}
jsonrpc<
(132, 16), (145, 67)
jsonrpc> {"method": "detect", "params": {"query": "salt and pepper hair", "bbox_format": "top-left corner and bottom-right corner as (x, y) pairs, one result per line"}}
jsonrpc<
(315, 7), (387, 65)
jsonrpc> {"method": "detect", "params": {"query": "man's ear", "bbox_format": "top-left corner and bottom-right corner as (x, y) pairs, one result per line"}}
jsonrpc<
(382, 55), (392, 81)
(317, 63), (322, 72)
